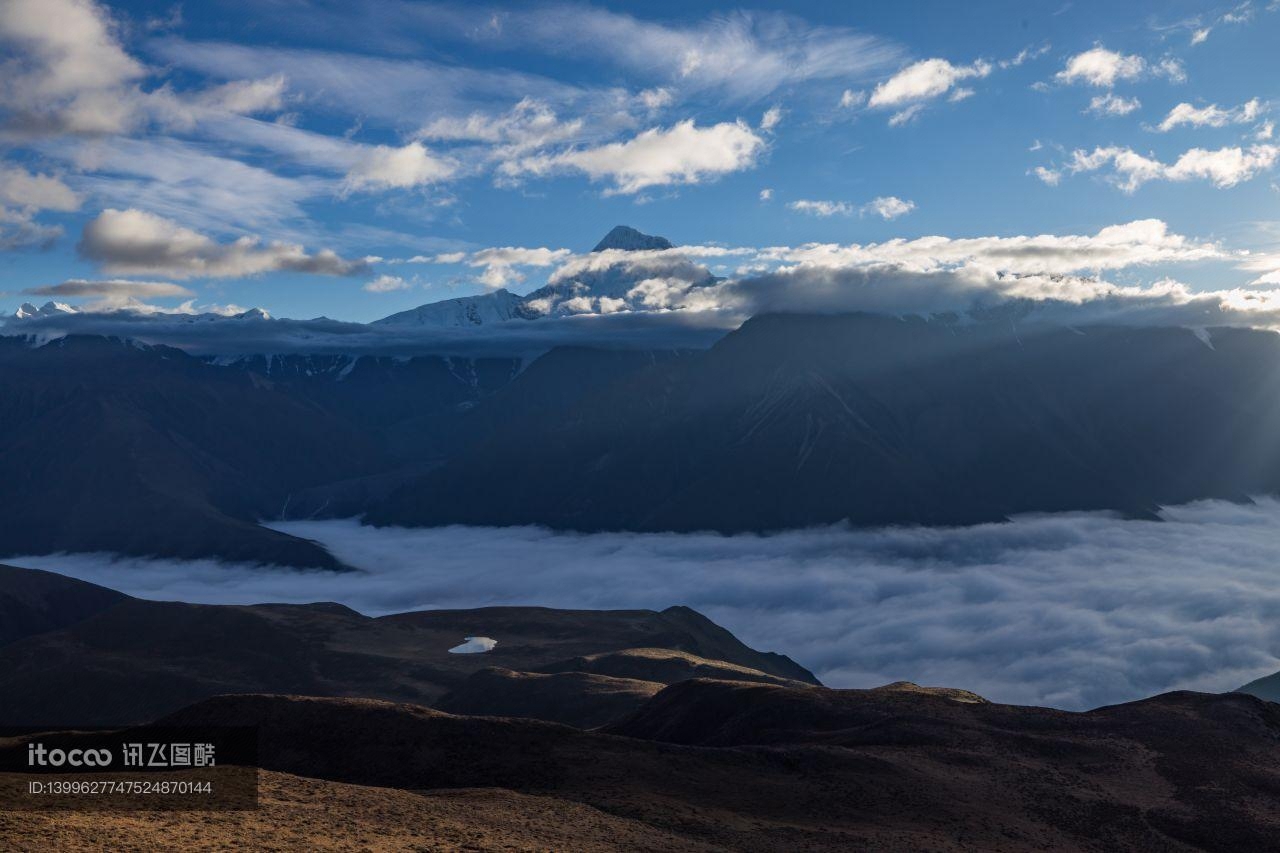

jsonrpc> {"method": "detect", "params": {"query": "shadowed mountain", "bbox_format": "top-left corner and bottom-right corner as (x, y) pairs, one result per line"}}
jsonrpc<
(369, 312), (1280, 532)
(122, 684), (1280, 851)
(0, 332), (694, 563)
(1236, 670), (1280, 703)
(0, 564), (125, 646)
(0, 565), (815, 726)
(0, 336), (385, 568)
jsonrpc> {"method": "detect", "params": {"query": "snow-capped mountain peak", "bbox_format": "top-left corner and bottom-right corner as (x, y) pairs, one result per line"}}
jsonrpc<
(14, 301), (77, 319)
(591, 225), (674, 253)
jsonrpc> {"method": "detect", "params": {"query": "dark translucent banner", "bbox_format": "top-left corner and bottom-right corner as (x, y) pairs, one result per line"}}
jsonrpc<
(0, 726), (258, 811)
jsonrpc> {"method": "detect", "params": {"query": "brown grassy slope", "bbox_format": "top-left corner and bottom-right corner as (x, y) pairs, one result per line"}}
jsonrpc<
(0, 770), (714, 853)
(136, 686), (1280, 852)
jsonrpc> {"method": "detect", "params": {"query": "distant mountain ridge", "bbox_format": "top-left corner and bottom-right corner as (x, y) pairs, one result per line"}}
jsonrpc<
(367, 313), (1280, 532)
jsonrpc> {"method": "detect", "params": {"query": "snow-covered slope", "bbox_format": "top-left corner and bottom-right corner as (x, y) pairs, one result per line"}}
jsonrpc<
(592, 225), (674, 252)
(372, 289), (537, 327)
(14, 301), (77, 319)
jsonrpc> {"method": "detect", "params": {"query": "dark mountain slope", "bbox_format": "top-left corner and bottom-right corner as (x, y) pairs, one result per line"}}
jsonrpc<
(369, 313), (1280, 532)
(0, 336), (386, 567)
(0, 567), (814, 725)
(134, 686), (1280, 851)
(0, 564), (125, 645)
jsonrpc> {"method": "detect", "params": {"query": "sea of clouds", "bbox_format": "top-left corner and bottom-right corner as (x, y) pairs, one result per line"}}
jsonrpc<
(12, 498), (1280, 710)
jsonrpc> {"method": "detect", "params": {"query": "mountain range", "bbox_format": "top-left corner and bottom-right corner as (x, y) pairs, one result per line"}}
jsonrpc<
(6, 226), (1280, 567)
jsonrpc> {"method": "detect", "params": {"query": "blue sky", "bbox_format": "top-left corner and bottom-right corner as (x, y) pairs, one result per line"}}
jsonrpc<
(2, 0), (1279, 324)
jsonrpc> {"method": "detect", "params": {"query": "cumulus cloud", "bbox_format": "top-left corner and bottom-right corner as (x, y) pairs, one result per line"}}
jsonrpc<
(467, 246), (572, 288)
(0, 0), (146, 134)
(505, 119), (766, 194)
(1054, 46), (1174, 87)
(19, 498), (1280, 710)
(0, 165), (81, 248)
(863, 196), (915, 220)
(1087, 93), (1141, 116)
(77, 208), (371, 278)
(760, 106), (782, 131)
(1156, 98), (1265, 132)
(0, 166), (80, 211)
(869, 57), (992, 109)
(1056, 144), (1280, 191)
(343, 141), (458, 192)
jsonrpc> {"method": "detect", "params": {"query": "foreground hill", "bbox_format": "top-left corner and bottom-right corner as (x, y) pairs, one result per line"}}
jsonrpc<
(10, 684), (1273, 851)
(0, 564), (815, 726)
(370, 313), (1280, 531)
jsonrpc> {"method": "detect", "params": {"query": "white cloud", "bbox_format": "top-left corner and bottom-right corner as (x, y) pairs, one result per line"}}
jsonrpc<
(29, 497), (1280, 710)
(1033, 165), (1062, 186)
(759, 188), (773, 201)
(0, 166), (81, 211)
(869, 57), (992, 108)
(1054, 47), (1148, 87)
(863, 196), (915, 220)
(427, 7), (904, 101)
(838, 89), (866, 108)
(0, 165), (81, 248)
(758, 219), (1222, 276)
(197, 75), (288, 116)
(637, 87), (674, 110)
(1156, 98), (1264, 131)
(1062, 144), (1280, 191)
(788, 199), (853, 217)
(887, 104), (925, 127)
(417, 98), (586, 156)
(1087, 93), (1141, 116)
(506, 119), (766, 194)
(468, 246), (572, 288)
(343, 141), (458, 192)
(760, 106), (782, 131)
(789, 196), (914, 220)
(1191, 27), (1211, 45)
(77, 208), (371, 279)
(0, 0), (146, 134)
(362, 274), (411, 293)
(55, 136), (325, 235)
